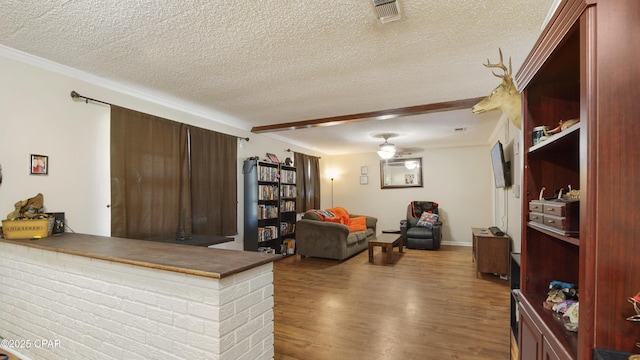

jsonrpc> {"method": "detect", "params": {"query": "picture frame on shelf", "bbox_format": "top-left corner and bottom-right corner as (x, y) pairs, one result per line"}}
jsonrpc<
(30, 154), (48, 175)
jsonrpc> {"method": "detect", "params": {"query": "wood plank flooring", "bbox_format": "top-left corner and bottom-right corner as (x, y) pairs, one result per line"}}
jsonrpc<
(273, 245), (511, 360)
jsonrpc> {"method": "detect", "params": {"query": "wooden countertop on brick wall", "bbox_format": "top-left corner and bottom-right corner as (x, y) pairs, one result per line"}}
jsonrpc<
(0, 232), (280, 279)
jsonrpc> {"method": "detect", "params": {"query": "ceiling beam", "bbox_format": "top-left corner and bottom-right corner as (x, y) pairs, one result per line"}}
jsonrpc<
(251, 96), (485, 133)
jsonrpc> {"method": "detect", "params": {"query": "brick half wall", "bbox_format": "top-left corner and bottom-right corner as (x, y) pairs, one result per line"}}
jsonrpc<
(0, 242), (274, 360)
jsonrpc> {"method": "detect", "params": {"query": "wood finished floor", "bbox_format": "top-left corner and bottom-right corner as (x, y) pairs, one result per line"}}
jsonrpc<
(273, 245), (511, 360)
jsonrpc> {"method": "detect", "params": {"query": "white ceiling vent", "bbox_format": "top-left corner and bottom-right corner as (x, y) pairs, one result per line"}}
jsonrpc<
(372, 0), (401, 24)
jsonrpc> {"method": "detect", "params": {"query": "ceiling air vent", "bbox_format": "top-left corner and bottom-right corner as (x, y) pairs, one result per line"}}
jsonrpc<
(372, 0), (401, 24)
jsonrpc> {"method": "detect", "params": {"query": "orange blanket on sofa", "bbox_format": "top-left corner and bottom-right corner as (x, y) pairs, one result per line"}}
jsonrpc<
(309, 207), (367, 232)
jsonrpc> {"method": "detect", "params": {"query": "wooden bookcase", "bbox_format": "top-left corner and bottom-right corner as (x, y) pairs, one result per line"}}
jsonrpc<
(279, 163), (297, 254)
(243, 158), (297, 254)
(516, 1), (640, 359)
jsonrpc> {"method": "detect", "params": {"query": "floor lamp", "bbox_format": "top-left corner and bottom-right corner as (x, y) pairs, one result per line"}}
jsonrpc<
(331, 178), (334, 207)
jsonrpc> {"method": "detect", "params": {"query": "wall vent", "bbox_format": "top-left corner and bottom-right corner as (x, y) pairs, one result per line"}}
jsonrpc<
(372, 0), (401, 24)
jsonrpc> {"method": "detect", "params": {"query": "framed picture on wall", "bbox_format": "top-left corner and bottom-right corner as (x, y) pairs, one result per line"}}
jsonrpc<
(30, 154), (48, 175)
(380, 157), (422, 189)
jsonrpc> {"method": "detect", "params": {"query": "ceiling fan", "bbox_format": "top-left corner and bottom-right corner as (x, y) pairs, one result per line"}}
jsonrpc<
(376, 133), (420, 159)
(377, 133), (397, 159)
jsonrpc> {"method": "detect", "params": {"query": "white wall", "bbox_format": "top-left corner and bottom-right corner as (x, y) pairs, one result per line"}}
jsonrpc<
(0, 51), (320, 250)
(322, 145), (495, 245)
(489, 114), (523, 253)
(0, 48), (519, 250)
(0, 55), (111, 235)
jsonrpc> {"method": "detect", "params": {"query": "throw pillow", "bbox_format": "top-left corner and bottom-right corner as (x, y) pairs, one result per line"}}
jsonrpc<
(348, 216), (367, 232)
(314, 209), (335, 220)
(416, 212), (439, 229)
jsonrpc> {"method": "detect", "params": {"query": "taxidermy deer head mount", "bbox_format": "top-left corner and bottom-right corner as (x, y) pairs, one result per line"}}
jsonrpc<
(471, 48), (522, 129)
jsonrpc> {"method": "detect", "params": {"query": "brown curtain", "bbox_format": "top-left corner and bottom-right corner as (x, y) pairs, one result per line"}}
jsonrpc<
(189, 126), (238, 236)
(294, 152), (321, 211)
(111, 106), (190, 239)
(111, 107), (237, 239)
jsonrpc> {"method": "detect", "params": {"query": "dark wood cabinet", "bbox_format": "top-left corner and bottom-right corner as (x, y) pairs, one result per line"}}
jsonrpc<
(471, 227), (510, 277)
(511, 254), (522, 360)
(519, 294), (575, 360)
(516, 1), (640, 359)
(542, 337), (564, 360)
(520, 306), (542, 360)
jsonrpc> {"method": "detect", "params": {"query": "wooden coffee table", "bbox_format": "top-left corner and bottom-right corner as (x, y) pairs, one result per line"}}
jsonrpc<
(368, 233), (403, 264)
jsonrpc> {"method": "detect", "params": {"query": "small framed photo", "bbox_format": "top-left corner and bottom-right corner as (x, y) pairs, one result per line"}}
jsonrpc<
(30, 154), (48, 175)
(266, 153), (280, 163)
(361, 166), (368, 175)
(360, 176), (368, 185)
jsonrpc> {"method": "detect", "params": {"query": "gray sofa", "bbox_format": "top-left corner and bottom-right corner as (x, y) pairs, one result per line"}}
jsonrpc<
(296, 211), (377, 261)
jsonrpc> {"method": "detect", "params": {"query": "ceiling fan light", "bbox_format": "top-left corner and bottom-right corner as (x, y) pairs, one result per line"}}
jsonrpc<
(378, 150), (395, 159)
(376, 133), (397, 159)
(404, 160), (417, 169)
(380, 143), (395, 152)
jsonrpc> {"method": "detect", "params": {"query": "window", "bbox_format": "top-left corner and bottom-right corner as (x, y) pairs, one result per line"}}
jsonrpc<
(110, 106), (237, 239)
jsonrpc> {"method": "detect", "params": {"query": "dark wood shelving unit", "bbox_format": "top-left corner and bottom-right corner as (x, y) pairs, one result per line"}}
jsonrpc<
(516, 1), (640, 359)
(527, 123), (580, 153)
(243, 159), (297, 254)
(527, 222), (580, 246)
(279, 164), (298, 255)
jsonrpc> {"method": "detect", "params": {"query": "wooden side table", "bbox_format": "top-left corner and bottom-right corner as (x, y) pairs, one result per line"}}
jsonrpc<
(471, 227), (510, 278)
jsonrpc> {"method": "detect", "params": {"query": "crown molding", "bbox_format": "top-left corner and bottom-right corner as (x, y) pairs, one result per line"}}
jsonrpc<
(0, 44), (250, 132)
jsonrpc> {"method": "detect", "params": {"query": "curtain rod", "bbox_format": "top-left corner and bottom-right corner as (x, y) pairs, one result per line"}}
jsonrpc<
(70, 90), (112, 106)
(70, 90), (250, 142)
(286, 149), (320, 158)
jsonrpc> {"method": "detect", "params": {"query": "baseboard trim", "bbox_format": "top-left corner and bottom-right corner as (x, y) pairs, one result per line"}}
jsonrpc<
(442, 241), (472, 247)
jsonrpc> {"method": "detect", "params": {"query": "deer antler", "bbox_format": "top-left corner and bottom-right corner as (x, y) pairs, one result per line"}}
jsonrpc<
(484, 48), (513, 78)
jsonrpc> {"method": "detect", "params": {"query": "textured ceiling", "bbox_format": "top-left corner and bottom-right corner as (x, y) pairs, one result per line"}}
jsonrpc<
(0, 0), (556, 155)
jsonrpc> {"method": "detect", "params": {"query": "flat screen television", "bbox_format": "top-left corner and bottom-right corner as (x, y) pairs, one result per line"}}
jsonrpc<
(490, 141), (511, 188)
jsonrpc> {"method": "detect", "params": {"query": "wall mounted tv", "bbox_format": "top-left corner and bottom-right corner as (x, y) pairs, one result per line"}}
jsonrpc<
(490, 140), (512, 188)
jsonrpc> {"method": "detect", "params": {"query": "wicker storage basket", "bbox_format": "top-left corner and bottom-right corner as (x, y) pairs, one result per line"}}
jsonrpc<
(1, 217), (54, 239)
